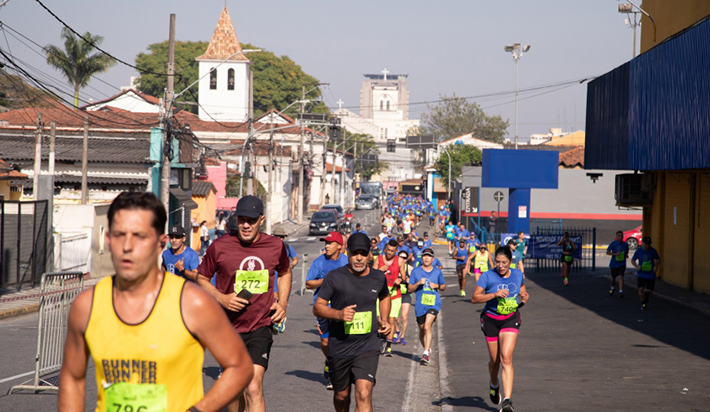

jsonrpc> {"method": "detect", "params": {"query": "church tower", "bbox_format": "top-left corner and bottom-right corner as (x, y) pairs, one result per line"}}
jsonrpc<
(196, 6), (250, 122)
(359, 69), (410, 121)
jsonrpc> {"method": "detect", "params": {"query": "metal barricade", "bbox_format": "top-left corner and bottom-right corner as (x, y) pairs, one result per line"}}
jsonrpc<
(300, 254), (312, 296)
(9, 271), (84, 394)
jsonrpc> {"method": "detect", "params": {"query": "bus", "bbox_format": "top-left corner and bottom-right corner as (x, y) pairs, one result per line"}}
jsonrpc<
(359, 181), (384, 199)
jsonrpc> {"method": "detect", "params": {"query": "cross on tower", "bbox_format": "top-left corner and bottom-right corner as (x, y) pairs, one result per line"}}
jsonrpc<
(337, 99), (344, 110)
(381, 68), (389, 81)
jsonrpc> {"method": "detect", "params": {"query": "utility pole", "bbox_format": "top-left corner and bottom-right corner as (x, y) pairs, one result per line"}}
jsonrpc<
(33, 113), (42, 200)
(161, 14), (176, 217)
(81, 116), (89, 204)
(48, 122), (55, 175)
(297, 84), (306, 223)
(339, 142), (345, 206)
(266, 125), (274, 233)
(319, 123), (328, 207)
(247, 71), (254, 196)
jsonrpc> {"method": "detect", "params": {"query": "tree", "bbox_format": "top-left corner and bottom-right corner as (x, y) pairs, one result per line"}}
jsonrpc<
(135, 41), (326, 116)
(419, 94), (509, 143)
(44, 28), (116, 108)
(327, 130), (388, 180)
(435, 144), (482, 188)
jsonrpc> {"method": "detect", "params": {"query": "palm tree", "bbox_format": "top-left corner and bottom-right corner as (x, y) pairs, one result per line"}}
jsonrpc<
(44, 28), (116, 108)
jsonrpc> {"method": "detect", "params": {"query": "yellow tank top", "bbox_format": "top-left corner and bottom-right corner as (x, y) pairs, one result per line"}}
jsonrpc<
(474, 252), (490, 270)
(85, 274), (204, 412)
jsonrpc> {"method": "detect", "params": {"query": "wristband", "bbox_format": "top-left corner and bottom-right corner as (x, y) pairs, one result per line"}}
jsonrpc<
(188, 407), (202, 412)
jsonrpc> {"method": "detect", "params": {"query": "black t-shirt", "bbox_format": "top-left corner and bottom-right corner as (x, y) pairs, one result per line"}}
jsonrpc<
(317, 265), (389, 358)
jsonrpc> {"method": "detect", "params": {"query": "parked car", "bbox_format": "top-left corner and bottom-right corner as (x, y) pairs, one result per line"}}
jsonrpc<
(623, 225), (643, 249)
(309, 211), (342, 235)
(321, 204), (344, 219)
(355, 195), (378, 210)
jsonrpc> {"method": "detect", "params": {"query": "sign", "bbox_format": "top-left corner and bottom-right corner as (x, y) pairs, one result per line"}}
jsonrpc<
(405, 135), (437, 149)
(462, 187), (479, 214)
(500, 233), (530, 247)
(528, 234), (583, 260)
(518, 205), (527, 218)
(493, 191), (504, 202)
(298, 113), (328, 122)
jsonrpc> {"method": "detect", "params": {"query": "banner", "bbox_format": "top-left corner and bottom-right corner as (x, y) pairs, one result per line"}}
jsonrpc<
(529, 234), (582, 260)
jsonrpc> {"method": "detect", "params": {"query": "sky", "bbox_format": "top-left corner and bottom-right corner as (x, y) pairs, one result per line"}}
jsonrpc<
(0, 0), (637, 141)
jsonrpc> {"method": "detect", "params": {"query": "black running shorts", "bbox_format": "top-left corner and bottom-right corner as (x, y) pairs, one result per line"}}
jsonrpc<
(480, 311), (521, 342)
(416, 308), (439, 325)
(240, 326), (274, 370)
(637, 277), (656, 291)
(610, 266), (626, 278)
(329, 350), (380, 392)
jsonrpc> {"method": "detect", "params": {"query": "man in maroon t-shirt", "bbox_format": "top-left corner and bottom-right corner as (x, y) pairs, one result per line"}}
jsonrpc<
(198, 196), (291, 412)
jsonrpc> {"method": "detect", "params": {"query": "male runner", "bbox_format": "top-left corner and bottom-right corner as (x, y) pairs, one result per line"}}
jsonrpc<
(606, 230), (628, 298)
(306, 231), (349, 389)
(197, 196), (291, 412)
(59, 191), (253, 412)
(313, 233), (392, 412)
(161, 224), (199, 281)
(408, 248), (446, 364)
(631, 236), (660, 310)
(373, 239), (406, 357)
(508, 239), (524, 274)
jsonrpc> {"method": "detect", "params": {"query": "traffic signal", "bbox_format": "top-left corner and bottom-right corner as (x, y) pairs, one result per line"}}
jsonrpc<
(387, 139), (396, 153)
(329, 126), (341, 140)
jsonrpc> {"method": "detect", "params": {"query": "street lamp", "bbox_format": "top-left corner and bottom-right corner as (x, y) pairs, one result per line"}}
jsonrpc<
(618, 1), (657, 58)
(438, 145), (452, 201)
(504, 43), (531, 150)
(297, 83), (329, 224)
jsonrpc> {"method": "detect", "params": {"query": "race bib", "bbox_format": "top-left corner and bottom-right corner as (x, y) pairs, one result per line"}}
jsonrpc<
(446, 232), (454, 240)
(104, 382), (167, 412)
(390, 287), (399, 297)
(496, 297), (519, 315)
(421, 293), (436, 306)
(234, 269), (269, 294)
(510, 263), (516, 269)
(344, 311), (372, 335)
(615, 253), (625, 261)
(469, 246), (475, 253)
(641, 261), (652, 271)
(564, 255), (573, 262)
(400, 284), (408, 294)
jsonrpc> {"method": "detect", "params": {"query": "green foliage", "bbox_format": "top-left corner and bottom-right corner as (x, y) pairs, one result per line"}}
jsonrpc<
(44, 28), (116, 108)
(419, 94), (509, 143)
(435, 144), (482, 187)
(225, 175), (266, 201)
(134, 41), (326, 117)
(327, 130), (387, 180)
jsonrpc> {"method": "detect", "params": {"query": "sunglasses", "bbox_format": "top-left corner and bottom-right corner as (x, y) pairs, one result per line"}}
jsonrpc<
(350, 250), (369, 257)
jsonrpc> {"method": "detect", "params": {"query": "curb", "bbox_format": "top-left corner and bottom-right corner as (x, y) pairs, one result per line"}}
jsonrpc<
(0, 303), (40, 321)
(436, 308), (454, 412)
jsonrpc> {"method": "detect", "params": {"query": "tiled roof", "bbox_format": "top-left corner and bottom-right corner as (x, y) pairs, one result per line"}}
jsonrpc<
(192, 180), (217, 196)
(325, 162), (350, 173)
(0, 158), (11, 171)
(0, 106), (159, 131)
(0, 170), (28, 180)
(196, 7), (249, 62)
(80, 89), (161, 110)
(559, 146), (585, 168)
(19, 174), (147, 188)
(0, 133), (151, 164)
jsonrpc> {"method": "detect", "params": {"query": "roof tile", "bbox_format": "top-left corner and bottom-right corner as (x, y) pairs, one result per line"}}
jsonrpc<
(196, 7), (249, 62)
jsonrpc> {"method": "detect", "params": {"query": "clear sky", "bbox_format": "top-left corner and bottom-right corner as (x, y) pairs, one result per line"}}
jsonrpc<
(0, 0), (636, 141)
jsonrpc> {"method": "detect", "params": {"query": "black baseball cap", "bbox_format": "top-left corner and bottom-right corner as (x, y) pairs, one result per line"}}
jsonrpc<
(235, 196), (264, 218)
(168, 224), (185, 237)
(422, 248), (435, 257)
(642, 236), (652, 244)
(347, 233), (370, 253)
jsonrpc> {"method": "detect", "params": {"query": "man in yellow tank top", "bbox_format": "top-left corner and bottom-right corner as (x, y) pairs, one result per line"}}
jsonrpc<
(59, 191), (254, 412)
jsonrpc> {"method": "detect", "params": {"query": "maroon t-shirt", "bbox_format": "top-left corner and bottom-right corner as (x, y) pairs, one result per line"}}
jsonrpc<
(197, 232), (289, 334)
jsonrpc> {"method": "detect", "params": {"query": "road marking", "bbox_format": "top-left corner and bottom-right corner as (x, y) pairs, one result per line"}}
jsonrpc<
(0, 370), (34, 384)
(287, 238), (299, 242)
(401, 329), (423, 412)
(306, 237), (316, 241)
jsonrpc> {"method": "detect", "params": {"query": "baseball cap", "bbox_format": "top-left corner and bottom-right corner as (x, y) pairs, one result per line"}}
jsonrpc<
(347, 233), (370, 253)
(272, 227), (288, 237)
(642, 236), (652, 244)
(168, 224), (185, 237)
(235, 195), (264, 218)
(423, 232), (428, 236)
(422, 248), (435, 257)
(507, 239), (518, 245)
(320, 231), (344, 245)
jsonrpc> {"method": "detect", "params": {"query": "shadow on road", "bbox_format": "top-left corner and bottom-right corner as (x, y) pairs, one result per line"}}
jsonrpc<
(434, 395), (497, 410)
(284, 369), (324, 384)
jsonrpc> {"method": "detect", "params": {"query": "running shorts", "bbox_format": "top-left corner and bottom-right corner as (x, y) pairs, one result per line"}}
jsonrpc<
(456, 264), (467, 273)
(317, 317), (330, 339)
(401, 292), (412, 305)
(416, 308), (439, 325)
(637, 277), (656, 291)
(376, 297), (402, 318)
(329, 350), (379, 392)
(480, 311), (521, 342)
(610, 266), (626, 278)
(240, 326), (274, 370)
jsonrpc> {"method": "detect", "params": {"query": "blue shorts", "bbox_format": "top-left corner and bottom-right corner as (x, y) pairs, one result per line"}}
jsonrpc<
(317, 317), (329, 339)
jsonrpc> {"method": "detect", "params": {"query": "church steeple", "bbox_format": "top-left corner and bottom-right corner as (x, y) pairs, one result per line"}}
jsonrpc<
(196, 6), (249, 62)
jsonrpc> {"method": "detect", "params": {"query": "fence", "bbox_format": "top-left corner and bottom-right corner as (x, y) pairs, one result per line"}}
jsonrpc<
(531, 226), (597, 272)
(9, 271), (84, 394)
(0, 200), (48, 289)
(55, 231), (91, 273)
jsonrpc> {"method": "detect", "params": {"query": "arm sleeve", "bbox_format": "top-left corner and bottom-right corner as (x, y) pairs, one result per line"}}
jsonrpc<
(377, 275), (390, 299)
(631, 249), (640, 263)
(476, 272), (488, 289)
(275, 242), (290, 274)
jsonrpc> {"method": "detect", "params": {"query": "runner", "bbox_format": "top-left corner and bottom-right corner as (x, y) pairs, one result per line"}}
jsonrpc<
(305, 231), (349, 389)
(515, 231), (528, 264)
(373, 239), (406, 357)
(471, 246), (530, 412)
(508, 239), (524, 275)
(369, 237), (381, 266)
(466, 243), (494, 282)
(445, 221), (456, 256)
(557, 232), (576, 286)
(606, 230), (628, 298)
(422, 232), (432, 249)
(408, 248), (446, 364)
(354, 223), (367, 235)
(454, 239), (469, 296)
(395, 249), (412, 345)
(59, 191), (253, 412)
(313, 233), (392, 412)
(197, 195), (291, 412)
(631, 236), (660, 310)
(199, 220), (210, 257)
(161, 224), (199, 281)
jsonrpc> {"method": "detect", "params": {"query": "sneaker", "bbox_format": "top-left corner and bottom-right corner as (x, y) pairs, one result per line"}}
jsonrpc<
(500, 398), (514, 412)
(489, 384), (501, 405)
(272, 318), (286, 334)
(324, 362), (330, 381)
(619, 291), (624, 299)
(420, 353), (430, 364)
(459, 290), (466, 297)
(641, 303), (647, 310)
(385, 347), (393, 357)
(400, 338), (407, 346)
(326, 379), (333, 390)
(394, 331), (400, 341)
(609, 288), (614, 297)
(563, 277), (569, 286)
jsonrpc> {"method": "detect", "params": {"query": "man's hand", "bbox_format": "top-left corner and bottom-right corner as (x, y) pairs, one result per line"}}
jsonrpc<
(174, 258), (184, 272)
(270, 300), (287, 323)
(220, 293), (250, 312)
(378, 318), (392, 335)
(340, 304), (357, 322)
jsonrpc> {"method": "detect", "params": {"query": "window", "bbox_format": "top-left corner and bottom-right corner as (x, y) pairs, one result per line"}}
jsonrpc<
(210, 68), (217, 90)
(380, 101), (383, 110)
(227, 69), (235, 90)
(386, 101), (390, 111)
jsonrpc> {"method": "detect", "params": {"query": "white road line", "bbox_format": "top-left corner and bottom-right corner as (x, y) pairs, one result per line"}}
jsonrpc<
(437, 310), (454, 412)
(306, 237), (316, 241)
(287, 238), (299, 242)
(401, 329), (423, 412)
(0, 370), (34, 384)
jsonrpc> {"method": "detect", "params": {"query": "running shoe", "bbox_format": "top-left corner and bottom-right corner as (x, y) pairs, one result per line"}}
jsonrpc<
(324, 362), (330, 381)
(385, 347), (393, 357)
(326, 379), (333, 390)
(420, 353), (430, 364)
(400, 338), (407, 346)
(641, 303), (647, 310)
(563, 277), (569, 286)
(609, 287), (614, 297)
(489, 384), (501, 405)
(459, 290), (466, 297)
(272, 318), (286, 334)
(500, 398), (514, 412)
(619, 291), (624, 299)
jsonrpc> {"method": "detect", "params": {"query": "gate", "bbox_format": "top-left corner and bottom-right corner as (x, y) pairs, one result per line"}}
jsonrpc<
(532, 226), (597, 272)
(0, 200), (48, 289)
(9, 271), (84, 393)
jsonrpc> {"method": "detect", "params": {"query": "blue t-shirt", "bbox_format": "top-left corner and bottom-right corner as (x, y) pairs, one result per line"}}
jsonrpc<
(477, 268), (525, 316)
(306, 253), (349, 303)
(432, 257), (443, 269)
(354, 229), (367, 235)
(631, 247), (660, 279)
(161, 247), (199, 280)
(465, 239), (480, 253)
(422, 239), (432, 249)
(607, 240), (628, 268)
(510, 251), (523, 269)
(378, 236), (394, 251)
(397, 245), (411, 256)
(458, 229), (471, 239)
(409, 266), (446, 316)
(275, 244), (297, 294)
(454, 246), (468, 264)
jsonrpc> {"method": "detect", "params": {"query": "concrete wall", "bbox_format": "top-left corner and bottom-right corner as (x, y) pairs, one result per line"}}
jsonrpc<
(198, 60), (249, 122)
(640, 0), (710, 53)
(53, 203), (113, 278)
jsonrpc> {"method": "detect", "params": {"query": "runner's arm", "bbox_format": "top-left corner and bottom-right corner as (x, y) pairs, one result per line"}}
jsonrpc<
(272, 265), (292, 323)
(183, 268), (198, 281)
(313, 296), (351, 321)
(471, 285), (507, 303)
(58, 288), (93, 412)
(182, 283), (254, 412)
(196, 275), (249, 313)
